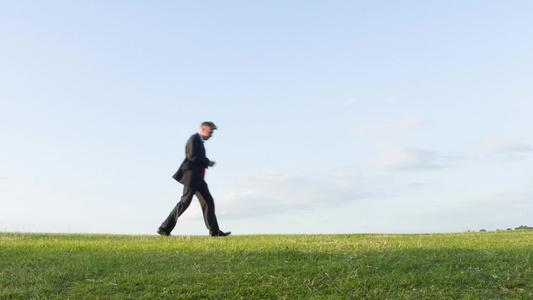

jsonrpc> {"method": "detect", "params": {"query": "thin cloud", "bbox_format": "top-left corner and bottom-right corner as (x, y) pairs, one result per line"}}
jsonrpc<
(368, 147), (451, 171)
(354, 117), (428, 135)
(406, 191), (533, 232)
(481, 141), (532, 154)
(516, 100), (531, 108)
(345, 98), (357, 107)
(374, 117), (427, 132)
(211, 173), (405, 219)
(480, 139), (533, 161)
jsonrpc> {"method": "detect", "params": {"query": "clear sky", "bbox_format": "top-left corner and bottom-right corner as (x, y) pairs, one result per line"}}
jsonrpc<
(2, 1), (532, 235)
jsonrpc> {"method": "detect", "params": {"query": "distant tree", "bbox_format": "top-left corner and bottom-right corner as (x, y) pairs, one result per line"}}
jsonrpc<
(515, 225), (533, 230)
(480, 229), (487, 232)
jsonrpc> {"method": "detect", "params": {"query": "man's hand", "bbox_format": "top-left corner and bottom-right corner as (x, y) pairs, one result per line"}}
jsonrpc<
(208, 161), (216, 167)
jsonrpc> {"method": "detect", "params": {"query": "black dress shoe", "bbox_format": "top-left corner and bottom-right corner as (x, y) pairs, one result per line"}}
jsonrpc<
(210, 230), (231, 237)
(157, 227), (171, 236)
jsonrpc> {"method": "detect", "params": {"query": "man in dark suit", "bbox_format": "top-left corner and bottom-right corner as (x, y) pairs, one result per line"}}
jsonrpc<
(157, 121), (230, 237)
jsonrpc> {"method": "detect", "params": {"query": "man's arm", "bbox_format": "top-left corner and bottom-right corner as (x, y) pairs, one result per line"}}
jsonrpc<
(185, 135), (211, 167)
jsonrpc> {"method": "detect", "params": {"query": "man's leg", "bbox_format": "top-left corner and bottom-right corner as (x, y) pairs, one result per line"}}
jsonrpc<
(195, 180), (220, 234)
(160, 185), (196, 234)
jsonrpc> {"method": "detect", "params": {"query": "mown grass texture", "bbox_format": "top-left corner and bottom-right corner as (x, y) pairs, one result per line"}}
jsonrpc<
(1, 231), (532, 299)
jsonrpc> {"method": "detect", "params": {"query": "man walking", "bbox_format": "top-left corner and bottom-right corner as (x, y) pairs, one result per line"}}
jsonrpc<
(157, 121), (230, 237)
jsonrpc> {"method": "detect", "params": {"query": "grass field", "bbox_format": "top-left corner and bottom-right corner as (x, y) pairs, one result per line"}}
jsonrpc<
(1, 231), (532, 299)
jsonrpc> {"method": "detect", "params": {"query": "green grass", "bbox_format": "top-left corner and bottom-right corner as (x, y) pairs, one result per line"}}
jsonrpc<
(1, 231), (532, 299)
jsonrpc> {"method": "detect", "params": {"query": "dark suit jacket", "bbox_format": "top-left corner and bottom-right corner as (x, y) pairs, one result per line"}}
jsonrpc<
(172, 133), (210, 188)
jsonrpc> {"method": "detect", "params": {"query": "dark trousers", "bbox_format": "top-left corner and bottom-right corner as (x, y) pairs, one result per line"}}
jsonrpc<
(161, 180), (220, 234)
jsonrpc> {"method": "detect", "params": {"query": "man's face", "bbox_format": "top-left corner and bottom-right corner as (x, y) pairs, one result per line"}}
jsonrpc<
(200, 127), (214, 140)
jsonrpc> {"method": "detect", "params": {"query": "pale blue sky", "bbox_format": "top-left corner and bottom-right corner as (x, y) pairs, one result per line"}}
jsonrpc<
(1, 1), (532, 235)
